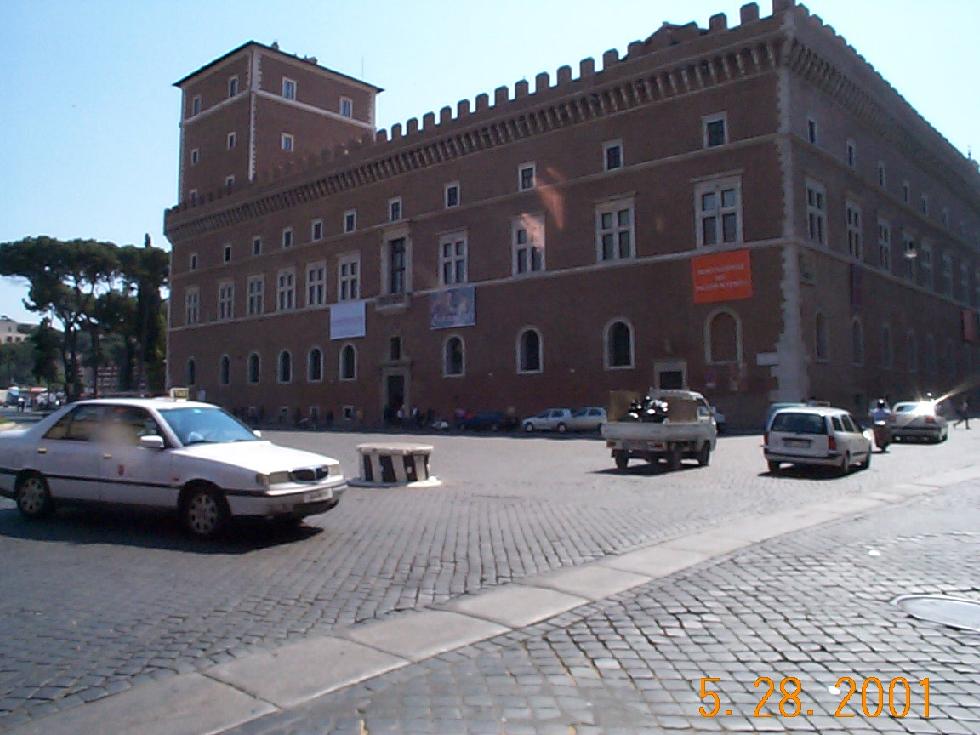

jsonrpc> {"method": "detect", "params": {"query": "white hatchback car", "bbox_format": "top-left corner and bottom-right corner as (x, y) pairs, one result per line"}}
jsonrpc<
(522, 408), (574, 433)
(764, 406), (872, 475)
(0, 398), (347, 538)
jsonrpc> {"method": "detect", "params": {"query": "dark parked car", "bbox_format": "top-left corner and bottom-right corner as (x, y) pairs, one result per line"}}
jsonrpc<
(457, 411), (516, 431)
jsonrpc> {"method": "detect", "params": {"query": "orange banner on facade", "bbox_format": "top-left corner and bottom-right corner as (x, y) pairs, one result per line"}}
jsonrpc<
(691, 249), (753, 304)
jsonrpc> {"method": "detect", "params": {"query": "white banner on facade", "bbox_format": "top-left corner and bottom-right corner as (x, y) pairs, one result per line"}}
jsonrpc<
(330, 300), (366, 340)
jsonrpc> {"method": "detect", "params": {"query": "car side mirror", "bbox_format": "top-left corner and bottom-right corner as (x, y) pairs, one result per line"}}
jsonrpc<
(252, 429), (262, 438)
(139, 435), (165, 450)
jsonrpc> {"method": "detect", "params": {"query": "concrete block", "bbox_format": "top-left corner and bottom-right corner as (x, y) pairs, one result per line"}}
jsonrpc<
(341, 610), (507, 661)
(446, 585), (586, 627)
(522, 565), (650, 600)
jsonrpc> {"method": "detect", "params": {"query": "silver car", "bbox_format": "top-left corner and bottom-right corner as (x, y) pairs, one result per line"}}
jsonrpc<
(522, 408), (573, 433)
(889, 401), (949, 443)
(565, 407), (607, 432)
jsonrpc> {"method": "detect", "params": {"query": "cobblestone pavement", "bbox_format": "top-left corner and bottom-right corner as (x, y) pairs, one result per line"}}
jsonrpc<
(0, 429), (976, 730)
(227, 478), (980, 735)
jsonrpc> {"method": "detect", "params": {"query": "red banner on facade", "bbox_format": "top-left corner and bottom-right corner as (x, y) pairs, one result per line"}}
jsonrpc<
(691, 249), (753, 304)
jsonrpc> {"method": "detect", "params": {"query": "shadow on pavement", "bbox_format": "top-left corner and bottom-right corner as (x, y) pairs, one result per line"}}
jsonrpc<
(758, 465), (853, 481)
(591, 462), (704, 476)
(0, 505), (322, 553)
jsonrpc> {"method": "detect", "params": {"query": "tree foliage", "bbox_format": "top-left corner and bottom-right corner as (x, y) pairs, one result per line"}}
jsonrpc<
(0, 236), (169, 398)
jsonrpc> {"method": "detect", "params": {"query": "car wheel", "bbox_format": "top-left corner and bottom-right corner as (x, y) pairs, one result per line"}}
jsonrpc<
(524, 423), (533, 433)
(696, 442), (710, 467)
(614, 451), (629, 471)
(557, 423), (567, 434)
(667, 444), (682, 471)
(181, 485), (229, 539)
(16, 473), (53, 520)
(767, 460), (781, 474)
(859, 450), (871, 470)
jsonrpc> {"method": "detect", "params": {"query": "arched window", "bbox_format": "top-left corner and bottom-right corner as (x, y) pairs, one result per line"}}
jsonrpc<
(219, 355), (230, 385)
(247, 352), (260, 384)
(186, 358), (197, 386)
(605, 320), (634, 369)
(705, 310), (740, 364)
(907, 331), (917, 373)
(517, 327), (542, 373)
(815, 313), (829, 361)
(278, 350), (292, 384)
(444, 336), (464, 376)
(881, 325), (893, 368)
(851, 318), (864, 365)
(308, 348), (323, 382)
(340, 344), (356, 381)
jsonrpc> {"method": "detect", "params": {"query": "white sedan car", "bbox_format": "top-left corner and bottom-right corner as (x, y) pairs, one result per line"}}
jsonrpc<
(522, 408), (573, 433)
(0, 398), (347, 538)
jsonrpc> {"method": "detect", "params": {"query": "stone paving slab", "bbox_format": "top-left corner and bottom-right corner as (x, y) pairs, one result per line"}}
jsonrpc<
(518, 564), (651, 601)
(339, 610), (508, 662)
(5, 673), (272, 735)
(207, 637), (407, 709)
(445, 585), (587, 627)
(599, 544), (712, 577)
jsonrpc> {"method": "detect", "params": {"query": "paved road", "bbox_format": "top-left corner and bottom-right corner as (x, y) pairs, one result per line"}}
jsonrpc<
(0, 427), (976, 730)
(227, 478), (980, 734)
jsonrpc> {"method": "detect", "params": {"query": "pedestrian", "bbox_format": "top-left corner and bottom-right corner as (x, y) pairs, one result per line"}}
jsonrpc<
(953, 398), (970, 430)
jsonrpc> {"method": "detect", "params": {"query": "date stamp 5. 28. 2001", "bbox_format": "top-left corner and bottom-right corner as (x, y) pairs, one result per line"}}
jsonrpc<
(697, 676), (931, 719)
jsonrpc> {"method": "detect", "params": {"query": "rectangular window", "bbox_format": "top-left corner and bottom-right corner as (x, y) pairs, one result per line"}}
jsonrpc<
(903, 233), (916, 280)
(920, 194), (929, 216)
(703, 113), (727, 148)
(344, 209), (357, 233)
(223, 243), (232, 263)
(388, 197), (402, 222)
(806, 180), (826, 245)
(338, 254), (360, 301)
(918, 242), (933, 290)
(189, 189), (198, 205)
(217, 282), (234, 321)
(247, 276), (264, 316)
(877, 162), (886, 188)
(190, 148), (200, 166)
(224, 175), (235, 190)
(252, 236), (262, 256)
(512, 214), (545, 275)
(185, 288), (200, 325)
(902, 181), (910, 204)
(277, 269), (295, 311)
(940, 253), (953, 296)
(227, 131), (237, 150)
(228, 76), (239, 97)
(282, 227), (293, 248)
(439, 232), (467, 285)
(846, 139), (856, 169)
(445, 182), (460, 208)
(807, 118), (818, 145)
(603, 140), (623, 171)
(281, 133), (294, 152)
(189, 253), (198, 271)
(339, 96), (353, 118)
(518, 162), (536, 191)
(697, 178), (741, 246)
(845, 201), (862, 261)
(307, 262), (326, 306)
(877, 220), (891, 272)
(191, 95), (201, 116)
(387, 238), (407, 294)
(282, 77), (296, 100)
(311, 219), (323, 242)
(596, 199), (635, 261)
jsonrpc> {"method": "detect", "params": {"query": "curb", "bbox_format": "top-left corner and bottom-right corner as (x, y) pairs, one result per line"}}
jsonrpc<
(7, 466), (978, 735)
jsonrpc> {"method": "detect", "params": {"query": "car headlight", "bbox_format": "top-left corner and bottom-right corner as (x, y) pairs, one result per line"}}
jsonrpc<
(255, 471), (290, 488)
(327, 463), (341, 477)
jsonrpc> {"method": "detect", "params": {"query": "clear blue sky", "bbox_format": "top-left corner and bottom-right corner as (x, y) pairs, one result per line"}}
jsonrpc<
(1, 0), (977, 324)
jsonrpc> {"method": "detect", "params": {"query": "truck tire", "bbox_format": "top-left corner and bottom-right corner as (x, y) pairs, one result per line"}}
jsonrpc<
(667, 444), (682, 471)
(614, 451), (629, 471)
(767, 460), (781, 474)
(696, 442), (710, 467)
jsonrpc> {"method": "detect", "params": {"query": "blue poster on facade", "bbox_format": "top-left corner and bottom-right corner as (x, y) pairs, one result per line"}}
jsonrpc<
(430, 286), (475, 329)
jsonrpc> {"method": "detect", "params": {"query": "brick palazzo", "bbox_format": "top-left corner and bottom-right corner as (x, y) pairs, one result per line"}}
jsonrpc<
(164, 0), (980, 429)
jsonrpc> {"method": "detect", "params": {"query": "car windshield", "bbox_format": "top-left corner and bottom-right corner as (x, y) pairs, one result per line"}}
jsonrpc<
(158, 406), (258, 446)
(894, 402), (933, 415)
(770, 412), (828, 435)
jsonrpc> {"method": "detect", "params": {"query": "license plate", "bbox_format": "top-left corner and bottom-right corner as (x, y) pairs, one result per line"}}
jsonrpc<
(304, 488), (331, 503)
(784, 438), (810, 448)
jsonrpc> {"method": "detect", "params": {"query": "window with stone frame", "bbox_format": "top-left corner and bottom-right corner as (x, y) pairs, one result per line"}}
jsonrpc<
(903, 232), (917, 280)
(596, 199), (635, 261)
(877, 219), (891, 272)
(703, 113), (727, 148)
(806, 180), (826, 245)
(338, 254), (360, 301)
(918, 241), (933, 290)
(697, 178), (741, 246)
(939, 252), (953, 297)
(308, 348), (323, 382)
(278, 350), (292, 383)
(517, 328), (542, 373)
(605, 321), (634, 369)
(603, 140), (623, 171)
(185, 288), (200, 325)
(444, 336), (464, 377)
(247, 353), (260, 383)
(845, 201), (862, 260)
(247, 276), (264, 316)
(439, 232), (467, 285)
(340, 344), (357, 380)
(217, 281), (234, 321)
(307, 262), (326, 306)
(277, 269), (295, 311)
(513, 214), (545, 275)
